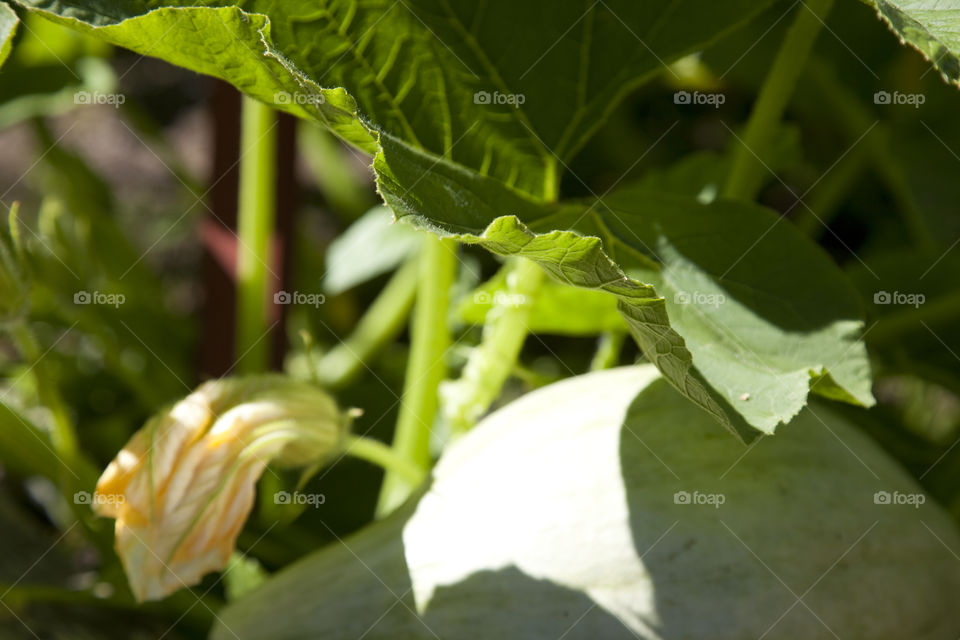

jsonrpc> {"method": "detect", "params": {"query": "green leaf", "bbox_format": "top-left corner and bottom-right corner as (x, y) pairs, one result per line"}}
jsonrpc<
(16, 0), (776, 198)
(0, 399), (66, 480)
(0, 2), (17, 67)
(869, 0), (960, 87)
(224, 553), (269, 601)
(391, 187), (874, 439)
(458, 269), (623, 336)
(18, 0), (875, 437)
(0, 12), (119, 126)
(324, 205), (423, 295)
(212, 367), (960, 640)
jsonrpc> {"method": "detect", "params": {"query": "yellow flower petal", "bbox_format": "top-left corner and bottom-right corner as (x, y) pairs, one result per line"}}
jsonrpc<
(93, 376), (344, 601)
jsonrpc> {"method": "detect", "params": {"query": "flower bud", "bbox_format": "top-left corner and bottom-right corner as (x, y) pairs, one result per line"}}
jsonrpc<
(94, 375), (346, 601)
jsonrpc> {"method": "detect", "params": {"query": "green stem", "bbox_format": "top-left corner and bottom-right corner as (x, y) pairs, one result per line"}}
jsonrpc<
(793, 138), (869, 237)
(511, 363), (562, 389)
(316, 257), (418, 388)
(804, 63), (935, 249)
(344, 434), (426, 486)
(874, 130), (935, 250)
(376, 236), (456, 516)
(235, 97), (277, 374)
(442, 257), (544, 436)
(590, 330), (626, 371)
(298, 124), (376, 219)
(722, 0), (834, 201)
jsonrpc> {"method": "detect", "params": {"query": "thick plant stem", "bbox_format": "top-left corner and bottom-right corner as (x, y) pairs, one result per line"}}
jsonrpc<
(316, 257), (418, 389)
(235, 97), (277, 374)
(376, 236), (457, 516)
(441, 257), (544, 436)
(590, 330), (626, 371)
(344, 435), (426, 486)
(722, 0), (834, 201)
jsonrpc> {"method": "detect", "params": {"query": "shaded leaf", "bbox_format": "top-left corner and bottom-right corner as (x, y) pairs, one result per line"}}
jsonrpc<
(16, 0), (777, 200)
(324, 205), (423, 295)
(213, 367), (958, 640)
(384, 181), (874, 438)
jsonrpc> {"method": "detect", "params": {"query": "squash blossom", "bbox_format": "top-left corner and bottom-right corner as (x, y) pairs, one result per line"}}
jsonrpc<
(93, 375), (346, 601)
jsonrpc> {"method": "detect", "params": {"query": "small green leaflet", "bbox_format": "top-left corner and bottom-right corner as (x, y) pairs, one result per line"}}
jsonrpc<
(458, 271), (623, 336)
(324, 205), (423, 295)
(0, 2), (18, 67)
(870, 0), (960, 87)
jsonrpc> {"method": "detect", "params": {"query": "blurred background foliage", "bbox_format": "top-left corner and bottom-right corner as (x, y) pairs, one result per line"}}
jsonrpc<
(0, 1), (959, 637)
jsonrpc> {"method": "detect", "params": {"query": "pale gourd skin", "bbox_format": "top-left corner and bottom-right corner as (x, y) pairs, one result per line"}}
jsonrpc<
(215, 366), (960, 639)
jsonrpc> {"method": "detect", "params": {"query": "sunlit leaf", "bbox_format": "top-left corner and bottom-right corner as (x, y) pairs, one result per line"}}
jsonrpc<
(870, 0), (960, 87)
(0, 2), (17, 67)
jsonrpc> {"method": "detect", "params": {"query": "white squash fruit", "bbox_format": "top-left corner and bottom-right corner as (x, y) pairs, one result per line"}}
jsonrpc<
(214, 366), (960, 639)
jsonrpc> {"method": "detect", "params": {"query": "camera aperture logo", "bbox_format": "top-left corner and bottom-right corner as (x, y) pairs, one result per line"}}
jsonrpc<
(873, 290), (924, 308)
(74, 90), (125, 107)
(274, 491), (325, 507)
(74, 491), (125, 506)
(873, 490), (925, 508)
(674, 90), (725, 108)
(473, 290), (528, 307)
(674, 490), (726, 508)
(873, 90), (925, 108)
(74, 290), (125, 308)
(274, 91), (325, 106)
(673, 291), (725, 308)
(473, 90), (526, 108)
(274, 290), (326, 308)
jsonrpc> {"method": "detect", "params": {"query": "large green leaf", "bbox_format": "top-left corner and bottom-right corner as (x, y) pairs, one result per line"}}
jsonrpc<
(381, 180), (874, 437)
(17, 0), (877, 437)
(17, 0), (777, 199)
(376, 134), (874, 436)
(870, 0), (960, 87)
(212, 367), (959, 639)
